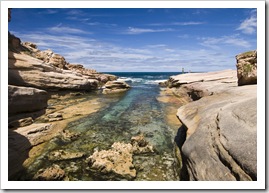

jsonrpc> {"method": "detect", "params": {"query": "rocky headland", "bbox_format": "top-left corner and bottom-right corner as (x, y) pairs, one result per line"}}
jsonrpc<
(161, 51), (257, 180)
(8, 12), (130, 178)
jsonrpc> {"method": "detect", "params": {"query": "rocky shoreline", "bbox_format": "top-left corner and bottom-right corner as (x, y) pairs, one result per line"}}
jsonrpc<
(161, 51), (257, 180)
(8, 32), (130, 179)
(8, 9), (257, 181)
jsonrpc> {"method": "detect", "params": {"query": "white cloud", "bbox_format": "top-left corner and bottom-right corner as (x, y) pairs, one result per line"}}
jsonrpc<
(14, 30), (241, 72)
(125, 27), (173, 34)
(149, 21), (204, 26)
(48, 24), (90, 34)
(236, 11), (257, 34)
(200, 35), (251, 49)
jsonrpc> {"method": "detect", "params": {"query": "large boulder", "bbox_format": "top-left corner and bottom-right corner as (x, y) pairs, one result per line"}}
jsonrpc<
(8, 51), (98, 91)
(102, 80), (131, 94)
(172, 70), (257, 181)
(8, 85), (48, 115)
(236, 50), (257, 86)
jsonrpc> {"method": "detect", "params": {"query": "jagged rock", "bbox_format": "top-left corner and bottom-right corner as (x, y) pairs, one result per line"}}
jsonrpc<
(236, 50), (257, 86)
(59, 129), (80, 142)
(171, 70), (257, 181)
(102, 81), (131, 94)
(131, 134), (154, 155)
(87, 142), (136, 180)
(9, 117), (34, 128)
(8, 85), (48, 115)
(66, 63), (96, 75)
(8, 51), (99, 91)
(86, 135), (154, 180)
(35, 49), (53, 63)
(48, 150), (85, 161)
(33, 164), (65, 181)
(48, 53), (68, 69)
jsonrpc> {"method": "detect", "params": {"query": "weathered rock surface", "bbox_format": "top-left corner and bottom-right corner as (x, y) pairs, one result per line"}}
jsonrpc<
(102, 80), (131, 94)
(59, 129), (81, 143)
(236, 50), (257, 86)
(9, 51), (99, 91)
(8, 85), (48, 115)
(48, 150), (85, 161)
(170, 70), (257, 181)
(33, 164), (65, 181)
(87, 142), (136, 180)
(9, 117), (34, 128)
(86, 135), (154, 180)
(165, 69), (237, 88)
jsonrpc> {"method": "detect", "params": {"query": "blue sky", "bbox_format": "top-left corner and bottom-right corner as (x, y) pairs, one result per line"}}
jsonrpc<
(9, 8), (257, 72)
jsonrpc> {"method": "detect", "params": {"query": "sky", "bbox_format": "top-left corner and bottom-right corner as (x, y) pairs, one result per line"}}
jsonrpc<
(8, 8), (257, 72)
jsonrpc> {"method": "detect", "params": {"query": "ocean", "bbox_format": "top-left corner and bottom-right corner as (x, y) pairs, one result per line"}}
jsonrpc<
(16, 72), (184, 181)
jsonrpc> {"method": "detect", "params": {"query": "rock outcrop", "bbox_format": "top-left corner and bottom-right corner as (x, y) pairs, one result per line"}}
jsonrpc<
(8, 51), (99, 91)
(167, 69), (257, 181)
(102, 80), (131, 94)
(8, 85), (48, 116)
(236, 50), (257, 86)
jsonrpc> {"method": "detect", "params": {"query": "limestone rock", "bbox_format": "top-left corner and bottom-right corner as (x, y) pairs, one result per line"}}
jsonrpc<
(172, 70), (257, 181)
(131, 134), (154, 155)
(59, 129), (80, 142)
(9, 117), (34, 128)
(86, 135), (154, 180)
(8, 51), (99, 91)
(14, 123), (53, 146)
(165, 69), (237, 88)
(236, 50), (257, 86)
(48, 53), (68, 69)
(48, 150), (85, 161)
(33, 164), (65, 181)
(8, 85), (48, 115)
(87, 142), (136, 180)
(47, 112), (63, 122)
(102, 81), (131, 94)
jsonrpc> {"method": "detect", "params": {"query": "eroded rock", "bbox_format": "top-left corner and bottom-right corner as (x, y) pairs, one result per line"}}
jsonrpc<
(102, 81), (131, 94)
(48, 150), (85, 161)
(236, 50), (257, 86)
(86, 135), (154, 180)
(33, 164), (65, 181)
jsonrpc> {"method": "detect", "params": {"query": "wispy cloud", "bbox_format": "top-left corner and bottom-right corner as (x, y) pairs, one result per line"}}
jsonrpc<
(149, 21), (204, 26)
(199, 35), (251, 49)
(48, 23), (90, 34)
(236, 10), (257, 35)
(38, 9), (59, 15)
(125, 27), (173, 34)
(12, 29), (237, 72)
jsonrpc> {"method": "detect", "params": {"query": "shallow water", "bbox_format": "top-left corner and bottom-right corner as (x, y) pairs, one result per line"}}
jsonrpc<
(18, 72), (183, 181)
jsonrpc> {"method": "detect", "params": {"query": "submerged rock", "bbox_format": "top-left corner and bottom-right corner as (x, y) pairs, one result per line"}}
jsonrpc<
(48, 150), (85, 161)
(59, 129), (80, 142)
(33, 164), (65, 181)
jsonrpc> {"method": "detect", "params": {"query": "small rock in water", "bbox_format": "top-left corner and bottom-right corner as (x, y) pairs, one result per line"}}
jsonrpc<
(33, 164), (65, 181)
(48, 150), (85, 161)
(60, 129), (80, 142)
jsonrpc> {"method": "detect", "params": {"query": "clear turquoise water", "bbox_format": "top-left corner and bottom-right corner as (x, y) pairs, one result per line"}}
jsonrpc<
(19, 72), (183, 181)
